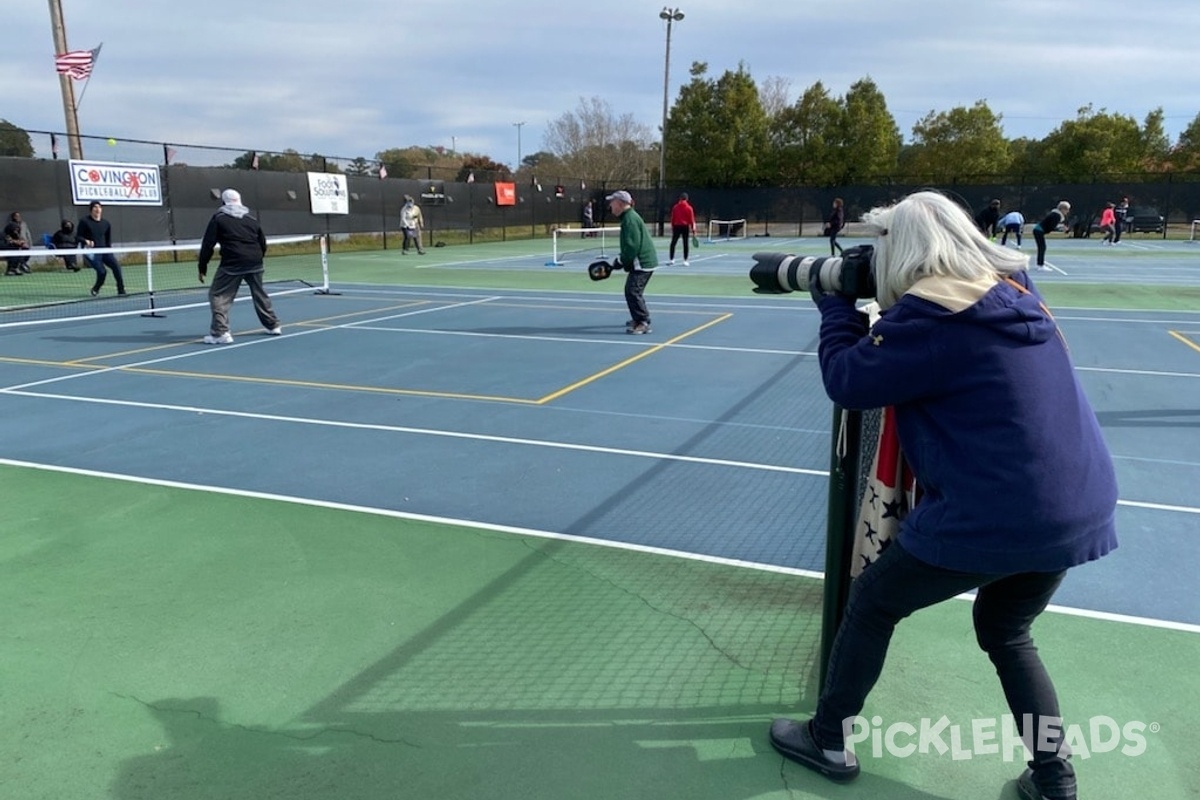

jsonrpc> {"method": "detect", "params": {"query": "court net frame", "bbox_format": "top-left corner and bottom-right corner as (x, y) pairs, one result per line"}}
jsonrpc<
(0, 234), (330, 329)
(545, 226), (622, 266)
(705, 218), (747, 243)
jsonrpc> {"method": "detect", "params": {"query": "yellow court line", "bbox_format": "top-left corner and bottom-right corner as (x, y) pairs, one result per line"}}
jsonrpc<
(1168, 330), (1200, 354)
(65, 300), (432, 364)
(0, 355), (107, 371)
(535, 313), (733, 405)
(116, 365), (538, 404)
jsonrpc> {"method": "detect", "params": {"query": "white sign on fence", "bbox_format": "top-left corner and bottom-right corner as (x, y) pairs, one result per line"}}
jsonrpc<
(307, 172), (349, 215)
(69, 160), (163, 206)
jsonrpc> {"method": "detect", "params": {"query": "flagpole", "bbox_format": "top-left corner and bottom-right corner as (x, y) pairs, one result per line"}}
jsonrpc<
(47, 0), (83, 159)
(74, 43), (102, 109)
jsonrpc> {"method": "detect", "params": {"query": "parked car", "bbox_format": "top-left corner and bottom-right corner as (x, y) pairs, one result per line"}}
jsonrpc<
(1127, 207), (1164, 234)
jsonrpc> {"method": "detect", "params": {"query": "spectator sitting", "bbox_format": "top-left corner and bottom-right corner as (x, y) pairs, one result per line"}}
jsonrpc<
(51, 219), (81, 271)
(4, 211), (33, 275)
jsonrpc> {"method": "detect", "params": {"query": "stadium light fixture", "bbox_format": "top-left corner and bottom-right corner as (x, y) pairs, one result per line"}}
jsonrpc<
(658, 7), (684, 236)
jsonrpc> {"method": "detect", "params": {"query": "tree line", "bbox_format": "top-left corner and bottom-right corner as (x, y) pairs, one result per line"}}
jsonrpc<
(4, 62), (1199, 188)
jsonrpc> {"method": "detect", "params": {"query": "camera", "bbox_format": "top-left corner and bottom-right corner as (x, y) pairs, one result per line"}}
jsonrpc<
(749, 244), (876, 299)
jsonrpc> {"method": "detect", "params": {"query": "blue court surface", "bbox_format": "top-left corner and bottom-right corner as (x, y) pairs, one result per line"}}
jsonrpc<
(1, 235), (1197, 799)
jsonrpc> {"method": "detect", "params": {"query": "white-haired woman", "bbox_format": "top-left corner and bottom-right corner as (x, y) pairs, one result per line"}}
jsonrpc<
(1032, 200), (1071, 270)
(769, 191), (1116, 800)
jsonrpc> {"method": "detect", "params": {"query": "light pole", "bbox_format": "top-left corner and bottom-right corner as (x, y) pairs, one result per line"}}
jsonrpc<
(658, 7), (684, 236)
(513, 121), (526, 171)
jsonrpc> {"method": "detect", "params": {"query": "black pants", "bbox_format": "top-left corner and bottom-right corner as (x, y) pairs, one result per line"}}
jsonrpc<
(85, 253), (126, 293)
(810, 539), (1074, 797)
(1033, 228), (1048, 266)
(669, 225), (690, 260)
(830, 230), (843, 256)
(1112, 217), (1124, 243)
(624, 269), (653, 325)
(1001, 223), (1022, 246)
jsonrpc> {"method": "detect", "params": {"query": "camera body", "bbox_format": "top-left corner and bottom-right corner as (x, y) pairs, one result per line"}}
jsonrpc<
(749, 245), (877, 300)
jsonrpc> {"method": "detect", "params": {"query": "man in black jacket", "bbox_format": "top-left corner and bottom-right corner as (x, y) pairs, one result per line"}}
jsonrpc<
(197, 189), (281, 344)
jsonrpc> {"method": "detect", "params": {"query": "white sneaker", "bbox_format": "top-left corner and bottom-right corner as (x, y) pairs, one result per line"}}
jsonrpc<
(682, 260), (690, 266)
(666, 259), (674, 266)
(266, 327), (282, 335)
(203, 332), (233, 344)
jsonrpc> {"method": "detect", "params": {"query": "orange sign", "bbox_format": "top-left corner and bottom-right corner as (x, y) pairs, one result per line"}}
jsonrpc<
(494, 182), (516, 206)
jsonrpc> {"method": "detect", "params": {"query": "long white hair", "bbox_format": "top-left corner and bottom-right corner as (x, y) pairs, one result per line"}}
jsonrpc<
(860, 191), (1030, 309)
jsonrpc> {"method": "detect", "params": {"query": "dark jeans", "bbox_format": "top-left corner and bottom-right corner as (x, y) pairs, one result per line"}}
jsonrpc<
(1113, 217), (1124, 243)
(1001, 224), (1022, 246)
(85, 253), (126, 293)
(1033, 228), (1048, 265)
(811, 539), (1075, 797)
(830, 230), (843, 256)
(624, 269), (653, 325)
(669, 224), (690, 260)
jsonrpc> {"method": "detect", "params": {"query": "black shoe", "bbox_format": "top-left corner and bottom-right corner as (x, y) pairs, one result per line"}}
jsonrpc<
(1016, 768), (1076, 800)
(769, 719), (860, 783)
(418, 250), (426, 255)
(117, 290), (128, 296)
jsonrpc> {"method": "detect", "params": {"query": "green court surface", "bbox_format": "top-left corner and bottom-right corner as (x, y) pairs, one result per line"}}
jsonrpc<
(2, 466), (1196, 800)
(2, 236), (1198, 799)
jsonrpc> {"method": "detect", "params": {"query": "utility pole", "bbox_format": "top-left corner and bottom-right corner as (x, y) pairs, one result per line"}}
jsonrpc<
(47, 0), (84, 159)
(513, 122), (525, 171)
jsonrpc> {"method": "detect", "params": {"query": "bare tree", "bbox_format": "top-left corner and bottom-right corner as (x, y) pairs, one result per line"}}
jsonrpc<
(543, 97), (656, 186)
(758, 75), (792, 120)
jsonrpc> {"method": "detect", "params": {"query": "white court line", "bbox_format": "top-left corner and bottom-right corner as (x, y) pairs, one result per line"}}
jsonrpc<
(1, 456), (1196, 635)
(0, 296), (499, 394)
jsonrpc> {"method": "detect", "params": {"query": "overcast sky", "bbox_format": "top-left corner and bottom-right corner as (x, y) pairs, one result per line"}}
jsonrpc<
(6, 0), (1197, 168)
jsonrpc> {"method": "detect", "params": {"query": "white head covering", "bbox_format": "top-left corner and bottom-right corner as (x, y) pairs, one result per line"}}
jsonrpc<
(219, 188), (250, 218)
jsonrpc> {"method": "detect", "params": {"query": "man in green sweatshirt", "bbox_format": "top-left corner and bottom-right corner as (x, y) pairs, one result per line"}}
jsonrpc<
(606, 190), (658, 335)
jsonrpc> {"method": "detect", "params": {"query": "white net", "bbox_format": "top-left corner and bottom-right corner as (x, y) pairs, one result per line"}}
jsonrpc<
(545, 226), (622, 266)
(706, 219), (747, 243)
(0, 234), (328, 328)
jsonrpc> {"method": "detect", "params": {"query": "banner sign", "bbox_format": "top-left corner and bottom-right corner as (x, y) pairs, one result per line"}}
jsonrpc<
(69, 160), (163, 206)
(307, 172), (349, 214)
(494, 182), (516, 207)
(421, 182), (446, 206)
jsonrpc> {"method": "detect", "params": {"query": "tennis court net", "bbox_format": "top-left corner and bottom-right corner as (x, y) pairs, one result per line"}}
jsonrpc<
(545, 226), (622, 266)
(0, 234), (329, 328)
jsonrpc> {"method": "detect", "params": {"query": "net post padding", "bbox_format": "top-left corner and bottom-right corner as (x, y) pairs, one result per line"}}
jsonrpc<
(819, 403), (864, 692)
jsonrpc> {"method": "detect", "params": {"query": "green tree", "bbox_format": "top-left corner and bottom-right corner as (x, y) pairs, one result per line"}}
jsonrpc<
(1039, 105), (1143, 180)
(1139, 108), (1170, 169)
(0, 119), (33, 157)
(455, 155), (511, 184)
(902, 101), (1010, 181)
(375, 148), (418, 179)
(770, 81), (845, 187)
(666, 62), (771, 187)
(1170, 112), (1200, 171)
(229, 149), (336, 172)
(345, 157), (372, 177)
(837, 77), (901, 184)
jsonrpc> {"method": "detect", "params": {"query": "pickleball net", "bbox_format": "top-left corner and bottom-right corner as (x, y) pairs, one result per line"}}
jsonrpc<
(545, 226), (623, 266)
(0, 234), (329, 328)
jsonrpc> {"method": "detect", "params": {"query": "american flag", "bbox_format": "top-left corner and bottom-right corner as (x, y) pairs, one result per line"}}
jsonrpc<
(55, 45), (100, 81)
(378, 163), (388, 180)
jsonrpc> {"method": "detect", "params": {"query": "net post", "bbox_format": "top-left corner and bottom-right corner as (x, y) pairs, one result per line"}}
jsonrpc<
(819, 402), (863, 692)
(140, 248), (165, 318)
(313, 234), (340, 296)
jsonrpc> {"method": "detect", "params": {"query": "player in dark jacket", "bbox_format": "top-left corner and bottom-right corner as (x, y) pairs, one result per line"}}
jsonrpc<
(197, 189), (281, 344)
(974, 198), (1001, 237)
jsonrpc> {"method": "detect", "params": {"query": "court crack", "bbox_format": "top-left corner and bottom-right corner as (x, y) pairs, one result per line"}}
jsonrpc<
(524, 541), (753, 671)
(111, 692), (421, 748)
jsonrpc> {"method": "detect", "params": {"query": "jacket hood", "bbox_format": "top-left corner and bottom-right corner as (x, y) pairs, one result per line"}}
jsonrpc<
(905, 271), (1057, 345)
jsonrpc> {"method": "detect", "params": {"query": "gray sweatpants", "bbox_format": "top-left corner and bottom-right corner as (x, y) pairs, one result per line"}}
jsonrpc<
(208, 267), (279, 335)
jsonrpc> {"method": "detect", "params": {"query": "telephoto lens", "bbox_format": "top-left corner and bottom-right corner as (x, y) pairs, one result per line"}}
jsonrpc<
(749, 245), (876, 300)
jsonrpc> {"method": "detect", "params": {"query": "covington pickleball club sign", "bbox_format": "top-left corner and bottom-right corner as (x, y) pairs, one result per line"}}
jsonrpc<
(307, 172), (349, 215)
(69, 160), (163, 206)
